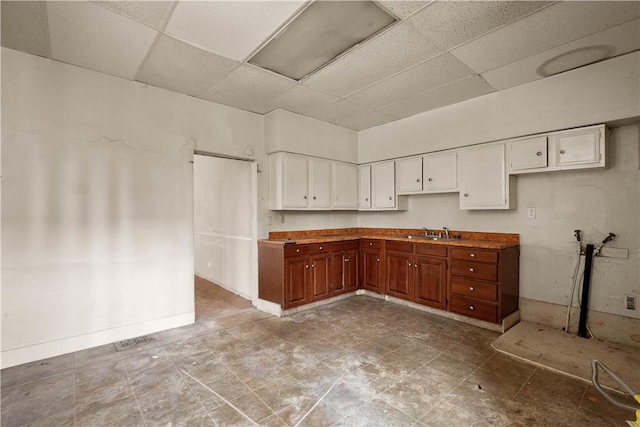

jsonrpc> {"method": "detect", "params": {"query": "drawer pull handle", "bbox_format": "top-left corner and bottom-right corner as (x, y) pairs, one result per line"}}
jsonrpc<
(469, 253), (476, 257)
(369, 242), (373, 246)
(469, 268), (475, 272)
(345, 258), (350, 262)
(296, 249), (300, 253)
(469, 286), (475, 291)
(319, 246), (323, 250)
(469, 305), (475, 311)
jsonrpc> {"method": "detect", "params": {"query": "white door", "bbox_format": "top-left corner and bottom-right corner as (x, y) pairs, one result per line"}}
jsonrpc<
(372, 161), (396, 209)
(509, 136), (548, 172)
(396, 156), (423, 194)
(424, 151), (457, 191)
(554, 128), (601, 167)
(459, 144), (506, 208)
(283, 154), (308, 208)
(194, 155), (256, 300)
(358, 165), (372, 209)
(333, 162), (358, 209)
(309, 158), (332, 209)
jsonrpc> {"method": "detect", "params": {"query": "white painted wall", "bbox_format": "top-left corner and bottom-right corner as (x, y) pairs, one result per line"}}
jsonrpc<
(265, 109), (358, 163)
(0, 48), (267, 368)
(359, 52), (640, 163)
(194, 155), (256, 301)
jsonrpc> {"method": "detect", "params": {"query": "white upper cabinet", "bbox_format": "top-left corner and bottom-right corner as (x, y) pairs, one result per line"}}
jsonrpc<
(509, 136), (548, 172)
(424, 151), (458, 192)
(553, 126), (604, 169)
(358, 165), (372, 210)
(508, 124), (607, 174)
(309, 158), (332, 209)
(333, 162), (358, 209)
(396, 156), (423, 194)
(281, 154), (308, 209)
(372, 161), (396, 209)
(458, 143), (516, 210)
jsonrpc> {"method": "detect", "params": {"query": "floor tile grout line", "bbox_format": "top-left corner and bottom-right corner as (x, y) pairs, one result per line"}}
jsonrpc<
(512, 366), (539, 401)
(121, 358), (150, 427)
(295, 368), (350, 427)
(168, 358), (214, 423)
(180, 369), (260, 426)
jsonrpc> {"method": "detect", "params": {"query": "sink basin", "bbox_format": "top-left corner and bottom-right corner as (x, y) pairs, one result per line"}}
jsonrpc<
(405, 235), (455, 241)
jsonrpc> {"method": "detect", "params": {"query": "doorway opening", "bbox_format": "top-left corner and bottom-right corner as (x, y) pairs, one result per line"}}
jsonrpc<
(193, 153), (258, 320)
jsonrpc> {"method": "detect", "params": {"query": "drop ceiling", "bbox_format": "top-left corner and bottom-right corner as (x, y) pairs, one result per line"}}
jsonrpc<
(2, 1), (639, 131)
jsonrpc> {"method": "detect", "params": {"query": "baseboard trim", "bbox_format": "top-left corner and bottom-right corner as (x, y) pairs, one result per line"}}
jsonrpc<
(1, 312), (195, 369)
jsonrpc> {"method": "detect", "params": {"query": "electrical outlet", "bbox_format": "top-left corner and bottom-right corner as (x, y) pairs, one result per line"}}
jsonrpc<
(527, 207), (536, 219)
(267, 216), (272, 226)
(599, 247), (629, 259)
(625, 295), (636, 310)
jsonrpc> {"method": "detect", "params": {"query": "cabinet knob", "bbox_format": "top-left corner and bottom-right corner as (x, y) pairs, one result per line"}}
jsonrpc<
(319, 246), (323, 250)
(469, 253), (476, 258)
(311, 263), (315, 268)
(414, 264), (418, 268)
(303, 196), (307, 199)
(469, 286), (475, 291)
(296, 249), (300, 253)
(560, 149), (566, 154)
(388, 196), (393, 200)
(469, 267), (475, 272)
(464, 193), (469, 197)
(305, 264), (309, 269)
(408, 261), (412, 266)
(345, 257), (350, 262)
(416, 179), (421, 182)
(428, 178), (433, 182)
(469, 305), (475, 311)
(536, 151), (542, 156)
(376, 258), (380, 262)
(365, 198), (369, 201)
(369, 242), (373, 246)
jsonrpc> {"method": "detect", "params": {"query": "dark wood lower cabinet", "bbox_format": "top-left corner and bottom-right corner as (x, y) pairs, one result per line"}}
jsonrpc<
(258, 237), (519, 324)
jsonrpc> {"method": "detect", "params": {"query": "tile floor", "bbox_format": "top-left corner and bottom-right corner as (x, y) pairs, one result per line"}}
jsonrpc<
(1, 278), (635, 426)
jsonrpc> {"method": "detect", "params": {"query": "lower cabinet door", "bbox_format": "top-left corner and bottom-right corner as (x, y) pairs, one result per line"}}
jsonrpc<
(332, 253), (346, 295)
(414, 256), (447, 309)
(285, 256), (308, 307)
(310, 254), (331, 301)
(385, 252), (413, 300)
(362, 250), (383, 292)
(344, 249), (359, 291)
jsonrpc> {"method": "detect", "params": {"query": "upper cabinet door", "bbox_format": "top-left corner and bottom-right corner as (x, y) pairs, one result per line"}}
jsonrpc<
(283, 154), (308, 208)
(309, 158), (332, 209)
(459, 144), (513, 209)
(554, 127), (601, 168)
(358, 165), (372, 209)
(509, 136), (548, 172)
(424, 151), (457, 191)
(372, 161), (396, 209)
(333, 162), (358, 209)
(396, 156), (423, 194)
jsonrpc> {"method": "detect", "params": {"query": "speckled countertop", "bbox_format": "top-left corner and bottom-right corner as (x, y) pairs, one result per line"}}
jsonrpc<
(260, 228), (519, 249)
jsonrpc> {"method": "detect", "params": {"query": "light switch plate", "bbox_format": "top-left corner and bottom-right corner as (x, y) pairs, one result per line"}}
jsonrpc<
(527, 207), (536, 218)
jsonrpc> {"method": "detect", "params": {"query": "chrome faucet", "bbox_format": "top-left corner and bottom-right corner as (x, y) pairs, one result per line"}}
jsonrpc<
(443, 227), (450, 239)
(422, 227), (430, 237)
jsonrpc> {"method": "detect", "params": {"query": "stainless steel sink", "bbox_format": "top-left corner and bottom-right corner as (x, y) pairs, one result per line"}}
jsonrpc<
(405, 235), (456, 241)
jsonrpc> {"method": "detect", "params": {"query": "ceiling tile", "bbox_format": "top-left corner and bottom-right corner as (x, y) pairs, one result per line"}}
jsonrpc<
(346, 53), (474, 108)
(304, 23), (443, 97)
(265, 85), (340, 115)
(377, 1), (433, 19)
(306, 99), (374, 124)
(1, 1), (49, 57)
(451, 1), (640, 73)
(409, 1), (551, 50)
(379, 75), (495, 118)
(94, 1), (173, 30)
(136, 35), (237, 96)
(200, 64), (296, 113)
(47, 2), (157, 80)
(165, 1), (304, 61)
(482, 19), (640, 90)
(333, 111), (399, 131)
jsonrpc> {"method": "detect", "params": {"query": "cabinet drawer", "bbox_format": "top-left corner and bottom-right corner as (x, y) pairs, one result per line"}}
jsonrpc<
(309, 243), (330, 253)
(331, 240), (359, 252)
(451, 248), (498, 263)
(415, 243), (447, 257)
(450, 260), (497, 282)
(386, 240), (413, 253)
(284, 245), (308, 257)
(451, 277), (497, 301)
(450, 295), (498, 323)
(361, 239), (381, 249)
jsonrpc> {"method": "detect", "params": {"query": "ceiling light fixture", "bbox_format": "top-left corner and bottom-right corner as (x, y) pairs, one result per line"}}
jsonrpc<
(536, 45), (616, 78)
(248, 0), (397, 81)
